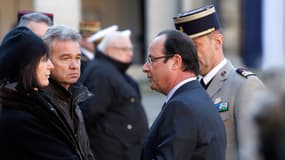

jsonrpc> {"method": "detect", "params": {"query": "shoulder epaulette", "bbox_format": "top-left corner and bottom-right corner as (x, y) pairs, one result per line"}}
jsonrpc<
(236, 68), (256, 78)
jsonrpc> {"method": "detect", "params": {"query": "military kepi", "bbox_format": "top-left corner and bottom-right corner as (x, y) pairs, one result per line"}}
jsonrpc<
(80, 21), (101, 37)
(173, 4), (221, 38)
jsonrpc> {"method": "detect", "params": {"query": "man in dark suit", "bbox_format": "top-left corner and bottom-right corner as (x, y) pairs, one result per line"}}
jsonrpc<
(141, 30), (226, 160)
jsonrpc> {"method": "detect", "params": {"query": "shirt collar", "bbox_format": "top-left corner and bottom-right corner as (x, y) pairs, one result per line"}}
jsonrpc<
(165, 77), (197, 103)
(203, 58), (227, 84)
(81, 48), (94, 60)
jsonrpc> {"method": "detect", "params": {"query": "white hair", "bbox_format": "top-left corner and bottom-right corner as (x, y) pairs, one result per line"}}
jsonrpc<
(97, 30), (132, 52)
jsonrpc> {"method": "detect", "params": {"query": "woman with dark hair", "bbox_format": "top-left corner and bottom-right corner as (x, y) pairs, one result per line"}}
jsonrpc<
(0, 27), (84, 160)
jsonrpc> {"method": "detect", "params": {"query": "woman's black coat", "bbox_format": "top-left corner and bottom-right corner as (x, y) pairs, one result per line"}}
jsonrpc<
(0, 83), (85, 160)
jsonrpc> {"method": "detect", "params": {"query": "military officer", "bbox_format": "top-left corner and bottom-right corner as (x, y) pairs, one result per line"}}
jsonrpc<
(79, 21), (101, 73)
(173, 4), (265, 160)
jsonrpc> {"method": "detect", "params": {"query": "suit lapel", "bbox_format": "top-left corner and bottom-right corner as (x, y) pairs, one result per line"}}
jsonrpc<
(148, 102), (167, 132)
(207, 61), (234, 98)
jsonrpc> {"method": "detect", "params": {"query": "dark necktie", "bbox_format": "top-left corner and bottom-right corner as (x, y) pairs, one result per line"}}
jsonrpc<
(200, 79), (207, 89)
(200, 78), (214, 89)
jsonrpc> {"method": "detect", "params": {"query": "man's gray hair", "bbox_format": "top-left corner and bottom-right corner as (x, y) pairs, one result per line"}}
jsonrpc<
(42, 25), (81, 46)
(17, 12), (53, 27)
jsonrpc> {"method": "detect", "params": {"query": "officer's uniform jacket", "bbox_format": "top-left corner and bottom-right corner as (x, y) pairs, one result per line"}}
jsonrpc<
(206, 61), (264, 160)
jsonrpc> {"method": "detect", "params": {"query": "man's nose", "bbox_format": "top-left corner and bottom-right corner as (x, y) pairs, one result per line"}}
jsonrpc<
(70, 59), (80, 69)
(142, 63), (150, 73)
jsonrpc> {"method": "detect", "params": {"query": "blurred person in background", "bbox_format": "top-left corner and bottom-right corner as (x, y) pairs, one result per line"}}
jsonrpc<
(42, 25), (94, 160)
(249, 67), (285, 160)
(17, 11), (53, 37)
(79, 22), (119, 74)
(79, 20), (101, 73)
(173, 4), (264, 160)
(80, 30), (148, 160)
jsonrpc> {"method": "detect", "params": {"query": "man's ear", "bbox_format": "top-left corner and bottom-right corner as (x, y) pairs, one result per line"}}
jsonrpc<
(171, 54), (182, 70)
(214, 33), (224, 50)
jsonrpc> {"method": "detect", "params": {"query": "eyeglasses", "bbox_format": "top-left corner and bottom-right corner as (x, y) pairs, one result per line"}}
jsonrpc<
(145, 55), (173, 65)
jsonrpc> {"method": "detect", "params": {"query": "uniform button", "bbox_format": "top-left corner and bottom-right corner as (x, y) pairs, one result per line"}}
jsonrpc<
(127, 124), (133, 130)
(130, 97), (136, 103)
(221, 70), (226, 77)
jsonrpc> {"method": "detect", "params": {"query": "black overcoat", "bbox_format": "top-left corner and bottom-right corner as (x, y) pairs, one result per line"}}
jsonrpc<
(80, 52), (149, 160)
(0, 83), (86, 160)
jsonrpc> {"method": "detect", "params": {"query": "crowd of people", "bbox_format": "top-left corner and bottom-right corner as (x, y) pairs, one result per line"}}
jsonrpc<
(0, 4), (284, 160)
